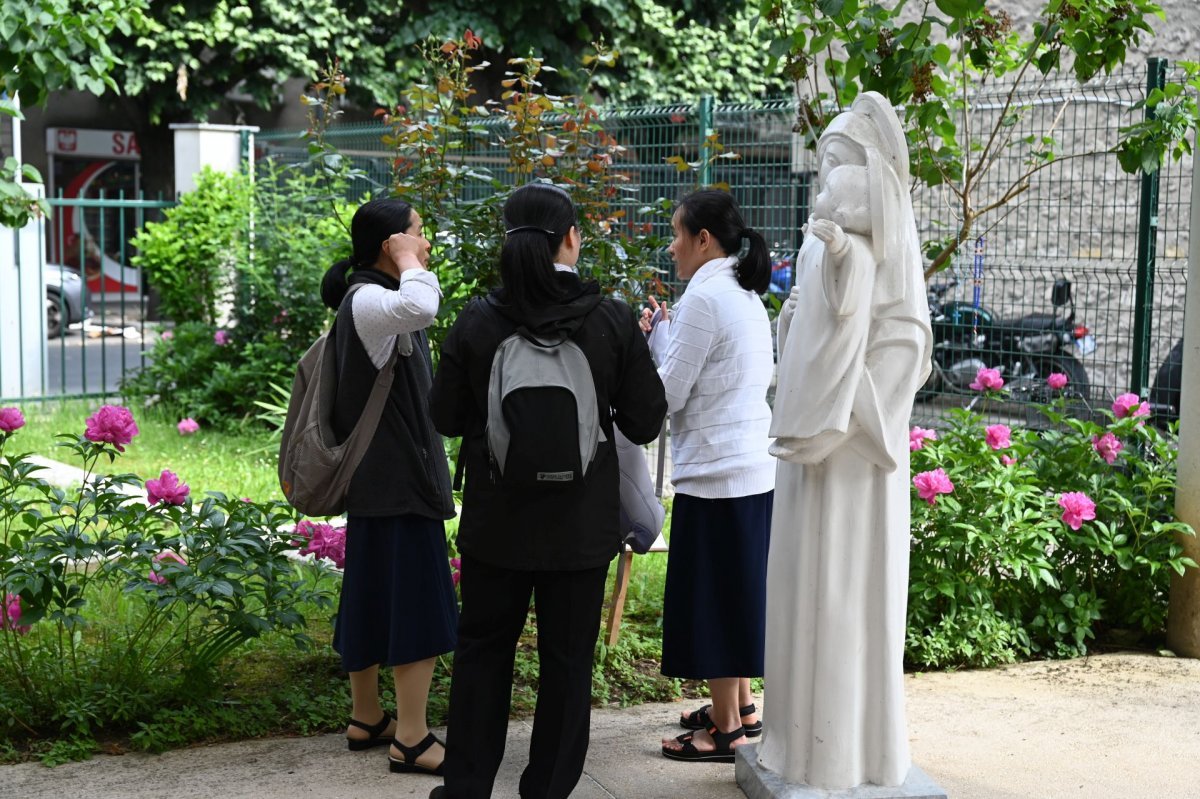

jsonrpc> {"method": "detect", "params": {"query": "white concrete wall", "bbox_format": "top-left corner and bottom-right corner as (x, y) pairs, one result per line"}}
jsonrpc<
(0, 184), (47, 398)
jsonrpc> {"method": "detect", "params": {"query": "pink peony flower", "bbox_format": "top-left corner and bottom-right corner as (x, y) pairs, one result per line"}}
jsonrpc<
(1001, 454), (1018, 467)
(969, 367), (1005, 392)
(146, 470), (190, 506)
(1046, 373), (1069, 390)
(1058, 492), (1097, 530)
(913, 468), (955, 506)
(84, 405), (139, 451)
(985, 424), (1012, 450)
(1112, 393), (1150, 420)
(909, 426), (938, 452)
(160, 330), (174, 341)
(1092, 432), (1123, 465)
(177, 417), (200, 435)
(214, 329), (230, 346)
(293, 520), (347, 569)
(149, 551), (188, 585)
(2, 593), (30, 635)
(0, 406), (26, 433)
(450, 556), (462, 587)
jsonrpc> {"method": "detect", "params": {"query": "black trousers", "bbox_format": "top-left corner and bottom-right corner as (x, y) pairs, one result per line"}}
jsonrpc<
(442, 555), (609, 799)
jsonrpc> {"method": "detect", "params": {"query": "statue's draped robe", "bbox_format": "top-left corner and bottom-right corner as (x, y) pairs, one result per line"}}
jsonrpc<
(760, 198), (931, 787)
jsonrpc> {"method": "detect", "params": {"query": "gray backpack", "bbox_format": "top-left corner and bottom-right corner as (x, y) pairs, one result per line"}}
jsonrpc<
(278, 285), (402, 516)
(486, 325), (605, 488)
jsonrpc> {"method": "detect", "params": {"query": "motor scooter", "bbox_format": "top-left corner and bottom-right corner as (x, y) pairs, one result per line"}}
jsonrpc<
(921, 276), (1096, 401)
(1149, 338), (1183, 427)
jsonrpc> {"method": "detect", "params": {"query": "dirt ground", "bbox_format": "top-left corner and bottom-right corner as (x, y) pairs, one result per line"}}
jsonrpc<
(905, 652), (1200, 799)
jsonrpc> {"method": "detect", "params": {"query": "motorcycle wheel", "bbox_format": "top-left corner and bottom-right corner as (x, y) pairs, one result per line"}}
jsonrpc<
(1149, 339), (1183, 428)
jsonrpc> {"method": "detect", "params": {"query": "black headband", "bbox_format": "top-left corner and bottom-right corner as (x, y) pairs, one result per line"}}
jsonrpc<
(505, 225), (558, 237)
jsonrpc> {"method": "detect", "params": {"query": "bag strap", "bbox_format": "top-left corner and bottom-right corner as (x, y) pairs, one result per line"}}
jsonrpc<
(655, 418), (667, 498)
(340, 283), (400, 452)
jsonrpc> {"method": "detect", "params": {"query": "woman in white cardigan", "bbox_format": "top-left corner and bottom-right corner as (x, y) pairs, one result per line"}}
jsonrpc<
(647, 190), (776, 763)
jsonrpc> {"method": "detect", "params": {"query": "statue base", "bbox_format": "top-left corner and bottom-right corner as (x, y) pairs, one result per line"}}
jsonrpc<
(735, 745), (948, 799)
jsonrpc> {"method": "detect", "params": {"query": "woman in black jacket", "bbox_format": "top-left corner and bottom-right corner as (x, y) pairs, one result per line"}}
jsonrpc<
(321, 198), (458, 775)
(428, 183), (666, 799)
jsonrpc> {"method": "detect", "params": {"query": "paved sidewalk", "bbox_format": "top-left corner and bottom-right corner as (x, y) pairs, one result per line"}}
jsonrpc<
(2, 652), (1196, 799)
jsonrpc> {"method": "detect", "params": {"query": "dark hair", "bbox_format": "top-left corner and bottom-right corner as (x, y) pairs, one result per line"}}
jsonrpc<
(499, 183), (578, 314)
(321, 198), (415, 308)
(675, 190), (770, 294)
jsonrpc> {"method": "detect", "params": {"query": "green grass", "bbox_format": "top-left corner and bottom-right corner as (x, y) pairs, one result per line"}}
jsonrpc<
(1, 398), (687, 761)
(9, 399), (282, 502)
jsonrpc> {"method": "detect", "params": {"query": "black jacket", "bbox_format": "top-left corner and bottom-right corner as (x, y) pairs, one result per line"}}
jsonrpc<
(331, 271), (455, 519)
(430, 274), (667, 570)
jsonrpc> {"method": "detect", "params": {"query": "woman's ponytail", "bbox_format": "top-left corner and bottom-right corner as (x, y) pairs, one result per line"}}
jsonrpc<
(321, 257), (354, 309)
(735, 227), (771, 294)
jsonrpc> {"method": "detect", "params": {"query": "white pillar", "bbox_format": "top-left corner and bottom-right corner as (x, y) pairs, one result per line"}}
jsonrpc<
(169, 123), (259, 197)
(0, 182), (47, 399)
(1168, 144), (1200, 657)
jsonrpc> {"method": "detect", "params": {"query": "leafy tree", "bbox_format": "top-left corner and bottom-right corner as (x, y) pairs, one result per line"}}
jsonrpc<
(367, 0), (786, 104)
(0, 0), (148, 227)
(758, 0), (1200, 276)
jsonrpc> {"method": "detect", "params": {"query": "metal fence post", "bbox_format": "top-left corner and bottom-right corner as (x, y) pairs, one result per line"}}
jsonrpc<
(1131, 57), (1167, 396)
(698, 94), (714, 187)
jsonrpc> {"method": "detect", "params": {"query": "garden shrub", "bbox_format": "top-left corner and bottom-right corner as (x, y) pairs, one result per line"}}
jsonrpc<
(906, 376), (1196, 669)
(123, 164), (352, 426)
(131, 168), (253, 325)
(0, 405), (336, 756)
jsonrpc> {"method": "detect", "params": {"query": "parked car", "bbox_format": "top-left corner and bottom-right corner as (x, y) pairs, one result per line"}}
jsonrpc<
(45, 264), (87, 338)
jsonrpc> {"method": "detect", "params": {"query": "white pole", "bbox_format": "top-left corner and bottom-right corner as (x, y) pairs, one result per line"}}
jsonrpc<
(11, 92), (21, 164)
(1167, 140), (1200, 657)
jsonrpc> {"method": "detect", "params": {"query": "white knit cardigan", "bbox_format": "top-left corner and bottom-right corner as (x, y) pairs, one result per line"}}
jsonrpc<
(649, 256), (776, 499)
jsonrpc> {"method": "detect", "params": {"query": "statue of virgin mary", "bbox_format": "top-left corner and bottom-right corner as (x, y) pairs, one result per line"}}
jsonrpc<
(756, 91), (933, 790)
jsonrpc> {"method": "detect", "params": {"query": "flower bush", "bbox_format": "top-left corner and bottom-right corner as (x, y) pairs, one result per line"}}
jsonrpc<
(122, 164), (353, 427)
(907, 387), (1196, 669)
(0, 406), (334, 751)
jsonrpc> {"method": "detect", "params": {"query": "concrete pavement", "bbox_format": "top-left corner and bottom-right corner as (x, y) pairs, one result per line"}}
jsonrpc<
(2, 652), (1197, 799)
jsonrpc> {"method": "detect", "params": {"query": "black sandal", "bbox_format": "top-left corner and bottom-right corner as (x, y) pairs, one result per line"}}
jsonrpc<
(662, 722), (746, 763)
(389, 731), (445, 776)
(679, 702), (762, 738)
(346, 713), (394, 751)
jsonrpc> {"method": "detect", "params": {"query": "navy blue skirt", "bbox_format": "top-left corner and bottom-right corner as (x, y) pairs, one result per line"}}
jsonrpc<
(660, 491), (773, 680)
(333, 514), (459, 673)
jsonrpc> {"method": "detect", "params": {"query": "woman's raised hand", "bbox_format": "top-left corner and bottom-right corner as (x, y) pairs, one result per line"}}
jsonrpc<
(384, 232), (427, 273)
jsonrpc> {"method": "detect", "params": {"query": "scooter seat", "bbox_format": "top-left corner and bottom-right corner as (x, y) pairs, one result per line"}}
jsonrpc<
(1001, 312), (1062, 332)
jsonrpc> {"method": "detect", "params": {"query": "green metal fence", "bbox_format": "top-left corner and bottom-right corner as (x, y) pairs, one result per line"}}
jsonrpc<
(256, 60), (1191, 424)
(5, 59), (1190, 419)
(0, 194), (174, 403)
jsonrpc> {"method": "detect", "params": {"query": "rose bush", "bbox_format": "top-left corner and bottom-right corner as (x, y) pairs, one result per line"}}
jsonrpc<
(0, 406), (334, 755)
(907, 385), (1196, 668)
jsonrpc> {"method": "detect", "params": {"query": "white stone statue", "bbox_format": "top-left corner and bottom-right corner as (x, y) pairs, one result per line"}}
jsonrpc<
(757, 91), (933, 791)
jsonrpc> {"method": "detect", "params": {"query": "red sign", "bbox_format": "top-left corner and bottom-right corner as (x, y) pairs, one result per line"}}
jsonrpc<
(56, 129), (77, 152)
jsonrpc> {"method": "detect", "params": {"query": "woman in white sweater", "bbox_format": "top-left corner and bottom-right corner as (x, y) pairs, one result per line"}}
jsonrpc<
(649, 190), (775, 763)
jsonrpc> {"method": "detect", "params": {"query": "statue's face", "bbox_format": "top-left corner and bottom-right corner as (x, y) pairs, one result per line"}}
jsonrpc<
(818, 138), (867, 186)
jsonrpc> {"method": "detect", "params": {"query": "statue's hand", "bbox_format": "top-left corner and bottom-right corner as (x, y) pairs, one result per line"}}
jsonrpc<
(769, 429), (849, 464)
(808, 218), (849, 255)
